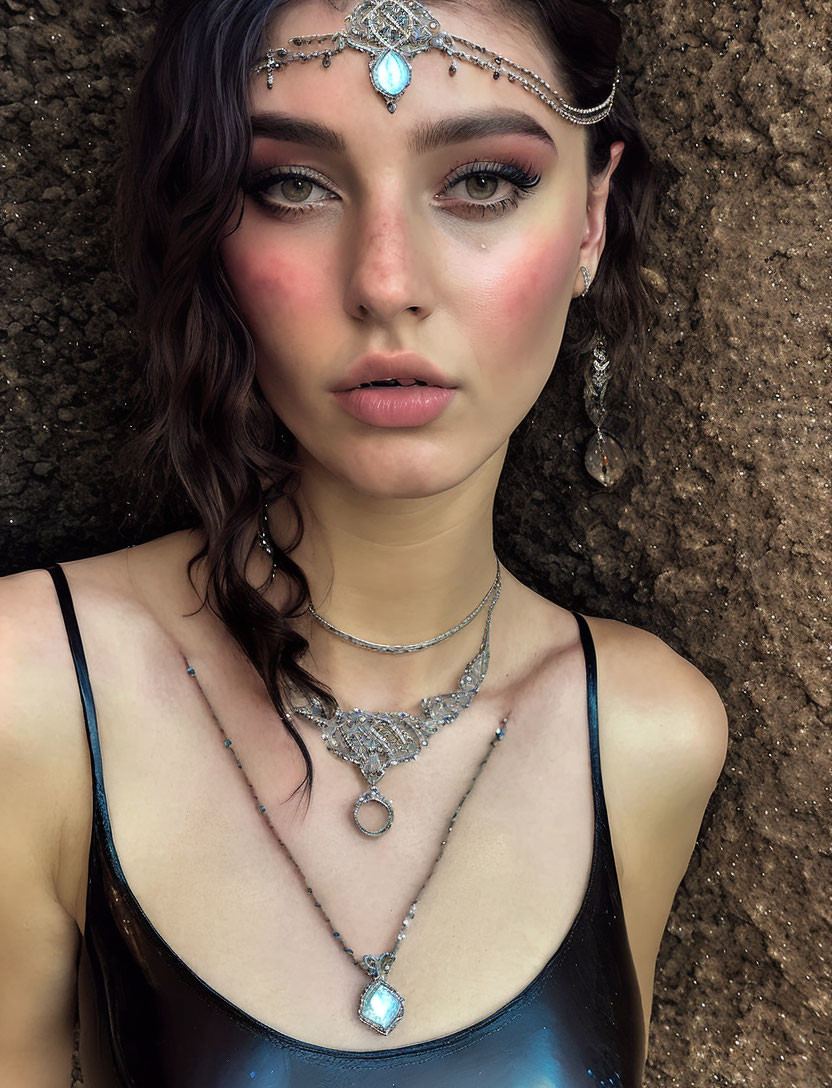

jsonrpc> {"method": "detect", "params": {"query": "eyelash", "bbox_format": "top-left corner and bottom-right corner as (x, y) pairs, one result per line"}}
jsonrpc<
(242, 158), (542, 221)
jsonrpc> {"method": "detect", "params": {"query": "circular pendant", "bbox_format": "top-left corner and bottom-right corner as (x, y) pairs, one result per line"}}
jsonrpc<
(353, 785), (395, 836)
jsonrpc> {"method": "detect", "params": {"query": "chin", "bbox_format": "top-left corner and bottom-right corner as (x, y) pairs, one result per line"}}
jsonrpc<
(315, 437), (495, 500)
(338, 459), (471, 501)
(350, 476), (462, 501)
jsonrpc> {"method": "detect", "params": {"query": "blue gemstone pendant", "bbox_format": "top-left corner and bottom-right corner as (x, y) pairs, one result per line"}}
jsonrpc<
(358, 976), (405, 1035)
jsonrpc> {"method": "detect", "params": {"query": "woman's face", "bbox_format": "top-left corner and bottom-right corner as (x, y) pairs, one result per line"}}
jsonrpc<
(220, 0), (618, 500)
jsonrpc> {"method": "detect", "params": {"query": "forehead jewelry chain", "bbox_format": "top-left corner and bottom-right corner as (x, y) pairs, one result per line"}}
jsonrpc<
(185, 652), (509, 1037)
(257, 501), (500, 654)
(251, 0), (620, 123)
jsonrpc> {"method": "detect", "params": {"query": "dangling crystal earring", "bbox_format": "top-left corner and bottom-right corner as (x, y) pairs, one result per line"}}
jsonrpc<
(579, 267), (628, 489)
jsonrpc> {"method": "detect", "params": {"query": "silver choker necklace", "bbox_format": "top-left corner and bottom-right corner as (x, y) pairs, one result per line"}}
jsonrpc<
(257, 502), (500, 654)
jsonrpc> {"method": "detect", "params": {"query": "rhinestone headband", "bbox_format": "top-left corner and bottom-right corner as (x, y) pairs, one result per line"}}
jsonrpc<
(251, 0), (620, 124)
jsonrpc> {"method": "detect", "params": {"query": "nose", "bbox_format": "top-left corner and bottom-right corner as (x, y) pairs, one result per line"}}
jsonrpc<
(343, 189), (436, 326)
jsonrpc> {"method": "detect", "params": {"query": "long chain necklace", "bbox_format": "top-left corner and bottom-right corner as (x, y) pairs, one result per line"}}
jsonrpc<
(256, 501), (500, 654)
(288, 573), (500, 836)
(185, 654), (509, 1038)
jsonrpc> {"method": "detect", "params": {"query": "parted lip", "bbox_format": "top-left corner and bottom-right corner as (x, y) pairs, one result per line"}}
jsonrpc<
(333, 352), (456, 393)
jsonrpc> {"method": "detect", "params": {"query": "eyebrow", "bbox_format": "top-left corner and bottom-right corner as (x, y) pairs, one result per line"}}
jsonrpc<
(249, 108), (557, 155)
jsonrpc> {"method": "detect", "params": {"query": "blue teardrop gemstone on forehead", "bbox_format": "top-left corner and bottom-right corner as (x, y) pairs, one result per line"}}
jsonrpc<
(371, 49), (411, 97)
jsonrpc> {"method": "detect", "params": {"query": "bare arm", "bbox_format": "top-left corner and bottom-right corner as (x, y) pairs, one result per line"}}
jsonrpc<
(592, 618), (730, 1046)
(0, 569), (89, 1087)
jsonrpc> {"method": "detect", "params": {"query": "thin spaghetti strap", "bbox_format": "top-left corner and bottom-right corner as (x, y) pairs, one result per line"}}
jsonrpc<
(570, 611), (611, 833)
(46, 564), (106, 807)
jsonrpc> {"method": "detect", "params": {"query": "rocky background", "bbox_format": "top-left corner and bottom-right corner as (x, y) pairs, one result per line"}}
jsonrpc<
(1, 0), (830, 1084)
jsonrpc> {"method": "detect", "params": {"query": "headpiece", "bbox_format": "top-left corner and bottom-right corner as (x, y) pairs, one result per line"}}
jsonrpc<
(251, 0), (620, 124)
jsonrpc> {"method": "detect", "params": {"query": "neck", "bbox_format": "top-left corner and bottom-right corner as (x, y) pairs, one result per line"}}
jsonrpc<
(265, 446), (507, 707)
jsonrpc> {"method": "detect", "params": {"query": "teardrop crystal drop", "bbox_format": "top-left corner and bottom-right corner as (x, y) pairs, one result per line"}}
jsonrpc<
(584, 431), (627, 488)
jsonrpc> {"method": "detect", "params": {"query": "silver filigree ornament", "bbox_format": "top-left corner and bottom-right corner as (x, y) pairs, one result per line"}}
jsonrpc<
(251, 0), (620, 123)
(288, 568), (501, 836)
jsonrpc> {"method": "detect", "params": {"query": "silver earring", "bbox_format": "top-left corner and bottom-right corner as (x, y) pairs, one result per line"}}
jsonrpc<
(580, 266), (592, 297)
(582, 337), (627, 488)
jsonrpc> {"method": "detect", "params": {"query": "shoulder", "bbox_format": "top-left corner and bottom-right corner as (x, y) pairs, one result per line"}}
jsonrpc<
(499, 576), (729, 791)
(0, 567), (90, 1073)
(584, 613), (729, 814)
(0, 531), (203, 915)
(2, 528), (210, 639)
(0, 563), (99, 775)
(0, 537), (200, 1052)
(0, 532), (186, 667)
(0, 563), (98, 928)
(0, 529), (211, 723)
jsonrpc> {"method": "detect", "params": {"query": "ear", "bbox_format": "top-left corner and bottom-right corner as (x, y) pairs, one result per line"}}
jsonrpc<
(572, 141), (626, 299)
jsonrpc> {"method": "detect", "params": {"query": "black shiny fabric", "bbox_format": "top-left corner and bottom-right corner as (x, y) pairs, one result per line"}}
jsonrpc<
(49, 563), (645, 1088)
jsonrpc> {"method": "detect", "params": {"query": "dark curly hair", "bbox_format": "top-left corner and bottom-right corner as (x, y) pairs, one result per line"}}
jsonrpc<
(113, 0), (658, 807)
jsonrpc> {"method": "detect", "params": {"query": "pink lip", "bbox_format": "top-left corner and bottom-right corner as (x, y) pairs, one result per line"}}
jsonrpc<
(334, 386), (456, 428)
(332, 350), (457, 428)
(333, 351), (455, 392)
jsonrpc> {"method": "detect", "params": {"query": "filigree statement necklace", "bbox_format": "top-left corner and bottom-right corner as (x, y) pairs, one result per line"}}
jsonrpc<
(186, 651), (510, 1037)
(256, 502), (503, 836)
(289, 574), (499, 835)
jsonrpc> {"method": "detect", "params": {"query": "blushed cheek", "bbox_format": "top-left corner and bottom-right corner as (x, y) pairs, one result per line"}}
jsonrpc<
(220, 237), (332, 344)
(481, 234), (577, 339)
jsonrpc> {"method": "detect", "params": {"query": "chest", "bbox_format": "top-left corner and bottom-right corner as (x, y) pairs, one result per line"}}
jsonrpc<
(76, 645), (601, 1050)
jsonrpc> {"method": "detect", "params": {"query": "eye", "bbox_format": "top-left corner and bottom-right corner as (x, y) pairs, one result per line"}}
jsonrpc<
(436, 159), (542, 219)
(241, 158), (542, 221)
(243, 166), (337, 217)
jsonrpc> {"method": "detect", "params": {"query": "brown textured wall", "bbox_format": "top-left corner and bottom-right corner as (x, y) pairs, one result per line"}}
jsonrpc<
(2, 1), (830, 1084)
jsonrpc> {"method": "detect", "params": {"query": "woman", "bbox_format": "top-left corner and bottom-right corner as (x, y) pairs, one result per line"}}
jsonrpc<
(0, 0), (728, 1084)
